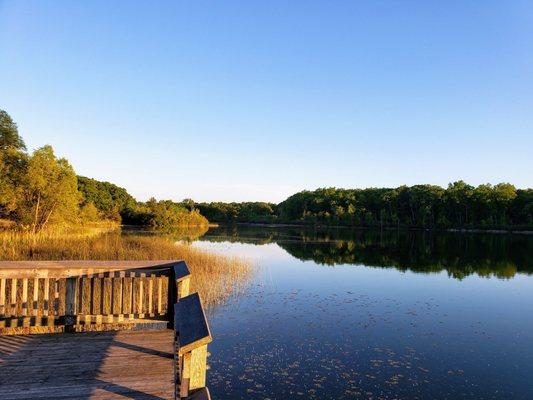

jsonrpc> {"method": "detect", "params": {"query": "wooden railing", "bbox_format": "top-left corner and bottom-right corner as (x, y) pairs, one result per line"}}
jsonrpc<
(0, 261), (175, 332)
(0, 260), (212, 400)
(170, 262), (212, 400)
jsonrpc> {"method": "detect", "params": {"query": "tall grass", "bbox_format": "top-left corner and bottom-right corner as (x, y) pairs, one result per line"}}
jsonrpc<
(0, 229), (253, 308)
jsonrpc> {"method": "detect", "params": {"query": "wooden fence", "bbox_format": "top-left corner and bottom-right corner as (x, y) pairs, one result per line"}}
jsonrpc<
(0, 260), (212, 400)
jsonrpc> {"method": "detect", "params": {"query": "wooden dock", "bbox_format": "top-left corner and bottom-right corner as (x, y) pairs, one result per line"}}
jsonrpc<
(0, 261), (212, 400)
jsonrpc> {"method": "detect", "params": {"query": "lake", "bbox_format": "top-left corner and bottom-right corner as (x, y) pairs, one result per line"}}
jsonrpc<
(189, 226), (533, 400)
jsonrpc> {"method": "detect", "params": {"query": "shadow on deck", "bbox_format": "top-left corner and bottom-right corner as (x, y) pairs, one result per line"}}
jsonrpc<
(0, 330), (175, 399)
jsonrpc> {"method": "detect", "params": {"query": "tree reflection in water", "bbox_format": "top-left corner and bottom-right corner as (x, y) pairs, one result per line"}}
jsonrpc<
(201, 225), (533, 279)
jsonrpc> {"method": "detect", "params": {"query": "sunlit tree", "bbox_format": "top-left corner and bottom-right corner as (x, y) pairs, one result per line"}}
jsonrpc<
(19, 145), (80, 233)
(0, 110), (27, 219)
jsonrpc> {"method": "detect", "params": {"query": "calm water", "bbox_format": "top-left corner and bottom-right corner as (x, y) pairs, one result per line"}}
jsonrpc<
(190, 226), (533, 400)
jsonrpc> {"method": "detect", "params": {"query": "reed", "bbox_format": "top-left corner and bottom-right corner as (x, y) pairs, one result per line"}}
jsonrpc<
(0, 229), (253, 308)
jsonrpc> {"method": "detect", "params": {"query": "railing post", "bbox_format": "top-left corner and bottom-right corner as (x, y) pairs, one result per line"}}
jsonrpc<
(65, 277), (78, 332)
(167, 267), (177, 329)
(174, 261), (191, 301)
(174, 335), (181, 399)
(177, 275), (190, 300)
(174, 292), (212, 400)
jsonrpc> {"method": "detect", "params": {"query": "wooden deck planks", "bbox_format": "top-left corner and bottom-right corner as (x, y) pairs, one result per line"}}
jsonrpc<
(0, 330), (175, 399)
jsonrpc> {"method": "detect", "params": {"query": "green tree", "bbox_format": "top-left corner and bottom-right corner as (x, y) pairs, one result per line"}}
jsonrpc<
(77, 176), (136, 221)
(492, 183), (516, 225)
(0, 110), (26, 151)
(444, 181), (473, 226)
(139, 199), (208, 229)
(0, 110), (27, 219)
(79, 202), (101, 223)
(182, 198), (196, 212)
(509, 189), (533, 226)
(19, 145), (80, 233)
(0, 154), (20, 218)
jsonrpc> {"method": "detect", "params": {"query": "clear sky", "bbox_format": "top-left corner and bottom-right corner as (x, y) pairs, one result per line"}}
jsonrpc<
(1, 1), (532, 202)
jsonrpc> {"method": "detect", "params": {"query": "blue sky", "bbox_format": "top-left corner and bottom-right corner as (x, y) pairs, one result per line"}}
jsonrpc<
(1, 1), (532, 202)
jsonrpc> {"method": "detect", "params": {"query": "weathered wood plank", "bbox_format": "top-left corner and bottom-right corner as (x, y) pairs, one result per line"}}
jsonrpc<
(21, 279), (28, 316)
(32, 278), (39, 316)
(65, 278), (77, 320)
(178, 276), (190, 299)
(0, 260), (182, 279)
(0, 278), (5, 316)
(138, 274), (145, 318)
(113, 277), (123, 316)
(43, 278), (50, 316)
(189, 344), (208, 390)
(10, 278), (17, 316)
(81, 277), (91, 315)
(0, 330), (175, 400)
(148, 277), (154, 316)
(158, 277), (163, 315)
(103, 277), (112, 319)
(57, 278), (67, 316)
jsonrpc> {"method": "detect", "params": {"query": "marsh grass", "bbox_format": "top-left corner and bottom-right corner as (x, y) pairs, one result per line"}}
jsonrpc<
(0, 228), (253, 308)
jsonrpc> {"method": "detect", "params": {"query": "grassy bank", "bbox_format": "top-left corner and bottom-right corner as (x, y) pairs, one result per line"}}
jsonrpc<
(0, 229), (253, 308)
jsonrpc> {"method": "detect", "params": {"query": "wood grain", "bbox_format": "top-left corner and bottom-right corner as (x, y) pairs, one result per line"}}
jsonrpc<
(0, 330), (175, 399)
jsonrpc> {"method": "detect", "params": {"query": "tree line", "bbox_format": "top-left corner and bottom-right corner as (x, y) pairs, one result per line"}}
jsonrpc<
(197, 185), (532, 230)
(196, 202), (278, 223)
(0, 110), (207, 233)
(277, 185), (532, 229)
(2, 108), (531, 232)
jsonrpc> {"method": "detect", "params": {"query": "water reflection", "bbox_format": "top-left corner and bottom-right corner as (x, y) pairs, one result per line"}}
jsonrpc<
(193, 225), (533, 399)
(200, 225), (533, 279)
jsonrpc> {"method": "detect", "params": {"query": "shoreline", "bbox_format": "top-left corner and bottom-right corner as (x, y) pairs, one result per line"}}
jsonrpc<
(208, 222), (533, 235)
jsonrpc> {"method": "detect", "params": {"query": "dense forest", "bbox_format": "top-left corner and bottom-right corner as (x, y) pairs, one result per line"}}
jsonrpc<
(0, 110), (207, 232)
(197, 202), (278, 223)
(199, 185), (532, 230)
(277, 185), (533, 229)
